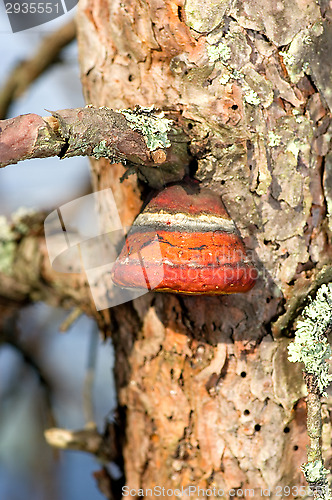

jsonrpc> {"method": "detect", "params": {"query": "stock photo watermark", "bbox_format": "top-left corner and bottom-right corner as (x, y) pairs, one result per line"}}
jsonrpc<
(122, 485), (329, 497)
(3, 0), (77, 32)
(44, 189), (165, 311)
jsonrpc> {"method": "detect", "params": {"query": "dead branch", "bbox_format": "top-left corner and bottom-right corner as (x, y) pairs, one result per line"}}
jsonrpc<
(0, 106), (189, 187)
(0, 18), (76, 119)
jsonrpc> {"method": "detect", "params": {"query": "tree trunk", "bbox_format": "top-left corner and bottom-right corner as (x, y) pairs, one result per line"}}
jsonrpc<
(76, 0), (332, 496)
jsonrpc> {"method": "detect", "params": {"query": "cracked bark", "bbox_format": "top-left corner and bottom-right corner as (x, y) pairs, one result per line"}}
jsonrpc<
(2, 0), (332, 498)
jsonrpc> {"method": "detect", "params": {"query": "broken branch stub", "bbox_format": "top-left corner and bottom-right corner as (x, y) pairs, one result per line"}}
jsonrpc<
(0, 113), (64, 165)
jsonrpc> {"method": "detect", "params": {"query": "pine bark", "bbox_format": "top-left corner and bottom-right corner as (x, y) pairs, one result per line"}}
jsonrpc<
(74, 0), (332, 497)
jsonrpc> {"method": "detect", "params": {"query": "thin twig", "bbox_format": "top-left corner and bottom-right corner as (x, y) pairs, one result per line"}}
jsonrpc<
(59, 307), (82, 332)
(0, 314), (56, 427)
(83, 326), (99, 427)
(0, 18), (76, 120)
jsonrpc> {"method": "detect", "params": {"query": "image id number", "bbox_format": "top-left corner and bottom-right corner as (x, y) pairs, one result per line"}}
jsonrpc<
(275, 485), (318, 496)
(5, 3), (60, 14)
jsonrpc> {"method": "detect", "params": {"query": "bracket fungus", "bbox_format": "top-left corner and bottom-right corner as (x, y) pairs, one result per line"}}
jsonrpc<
(112, 181), (257, 294)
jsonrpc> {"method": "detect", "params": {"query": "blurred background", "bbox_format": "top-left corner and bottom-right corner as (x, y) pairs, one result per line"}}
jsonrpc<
(0, 5), (117, 499)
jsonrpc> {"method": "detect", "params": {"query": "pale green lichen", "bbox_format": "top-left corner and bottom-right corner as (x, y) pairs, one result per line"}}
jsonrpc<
(280, 51), (296, 67)
(0, 216), (14, 241)
(206, 36), (267, 106)
(232, 68), (243, 80)
(12, 207), (36, 234)
(0, 216), (15, 274)
(221, 66), (262, 105)
(302, 61), (310, 73)
(243, 85), (261, 105)
(12, 206), (35, 222)
(268, 131), (282, 147)
(184, 0), (227, 33)
(207, 43), (231, 64)
(233, 70), (261, 105)
(286, 139), (301, 159)
(119, 106), (173, 151)
(0, 241), (15, 273)
(0, 209), (35, 274)
(241, 64), (274, 108)
(92, 140), (110, 160)
(288, 283), (332, 396)
(302, 460), (330, 483)
(302, 460), (331, 499)
(219, 73), (231, 85)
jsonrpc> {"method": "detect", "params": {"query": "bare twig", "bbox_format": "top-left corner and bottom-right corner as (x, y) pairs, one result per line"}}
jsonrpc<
(83, 326), (99, 427)
(59, 307), (82, 332)
(0, 18), (76, 119)
(0, 313), (56, 428)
